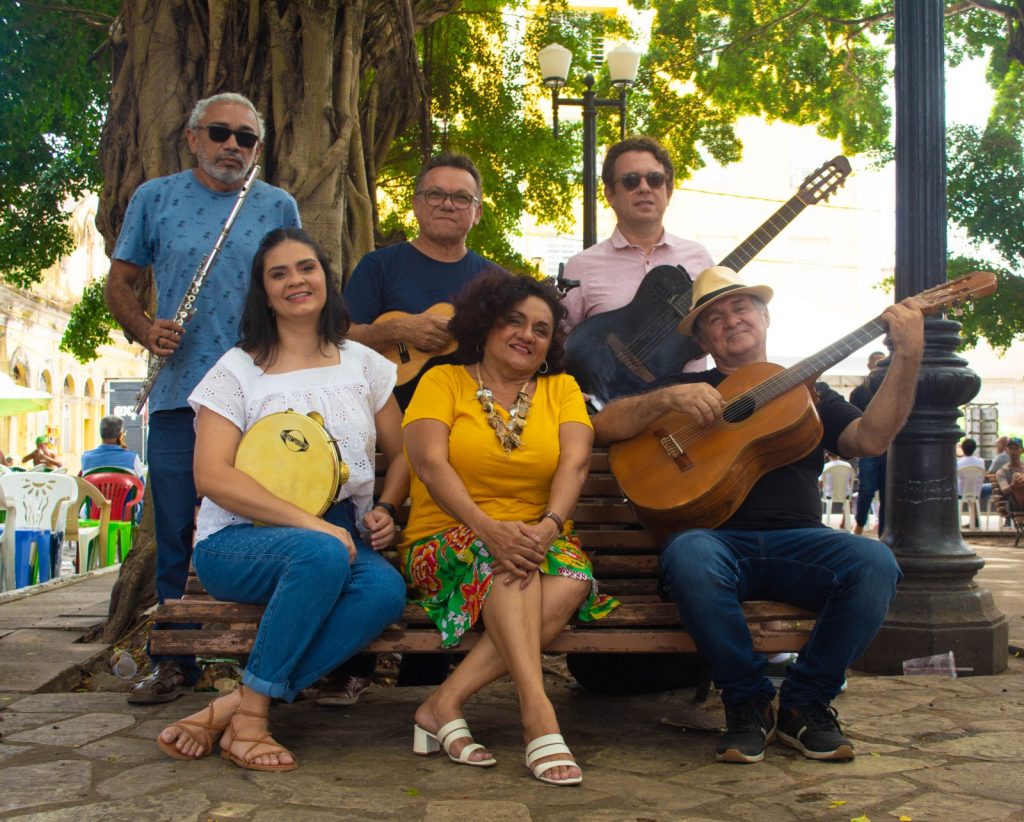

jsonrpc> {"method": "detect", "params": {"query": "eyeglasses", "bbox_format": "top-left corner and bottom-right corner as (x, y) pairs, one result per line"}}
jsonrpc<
(197, 125), (260, 149)
(613, 171), (668, 191)
(416, 188), (479, 209)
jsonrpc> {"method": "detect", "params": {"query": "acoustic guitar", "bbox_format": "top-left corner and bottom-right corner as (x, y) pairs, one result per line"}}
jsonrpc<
(607, 271), (998, 538)
(374, 302), (456, 385)
(565, 156), (853, 407)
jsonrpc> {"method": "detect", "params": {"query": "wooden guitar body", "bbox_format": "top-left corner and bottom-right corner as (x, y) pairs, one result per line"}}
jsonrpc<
(564, 265), (702, 406)
(375, 302), (456, 385)
(608, 363), (823, 537)
(606, 270), (998, 540)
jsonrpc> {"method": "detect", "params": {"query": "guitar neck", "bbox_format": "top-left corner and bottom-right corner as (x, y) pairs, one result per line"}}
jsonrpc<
(723, 317), (886, 422)
(717, 195), (807, 273)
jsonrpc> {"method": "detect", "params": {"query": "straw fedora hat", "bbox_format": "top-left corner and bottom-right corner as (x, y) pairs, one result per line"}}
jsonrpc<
(677, 266), (774, 335)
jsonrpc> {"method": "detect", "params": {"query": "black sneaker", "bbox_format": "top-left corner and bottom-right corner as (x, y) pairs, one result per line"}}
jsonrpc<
(716, 695), (777, 763)
(777, 703), (855, 760)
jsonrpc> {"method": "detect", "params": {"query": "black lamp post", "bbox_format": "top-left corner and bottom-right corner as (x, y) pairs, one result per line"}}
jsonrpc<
(538, 42), (641, 249)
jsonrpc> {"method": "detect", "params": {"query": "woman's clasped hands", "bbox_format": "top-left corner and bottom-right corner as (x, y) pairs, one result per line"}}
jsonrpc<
(475, 517), (557, 586)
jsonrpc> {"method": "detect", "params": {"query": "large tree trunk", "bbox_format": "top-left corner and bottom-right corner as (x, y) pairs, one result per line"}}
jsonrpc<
(94, 0), (455, 643)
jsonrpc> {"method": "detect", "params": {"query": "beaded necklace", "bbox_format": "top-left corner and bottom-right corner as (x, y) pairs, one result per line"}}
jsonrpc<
(475, 364), (531, 453)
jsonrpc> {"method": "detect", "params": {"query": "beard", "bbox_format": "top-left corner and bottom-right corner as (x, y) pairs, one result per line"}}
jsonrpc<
(196, 143), (252, 185)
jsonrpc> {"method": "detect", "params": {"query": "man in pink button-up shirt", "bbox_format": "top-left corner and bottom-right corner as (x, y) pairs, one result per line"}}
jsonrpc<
(562, 136), (714, 338)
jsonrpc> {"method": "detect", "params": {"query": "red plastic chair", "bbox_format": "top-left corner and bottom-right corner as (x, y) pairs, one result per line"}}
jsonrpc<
(81, 472), (144, 564)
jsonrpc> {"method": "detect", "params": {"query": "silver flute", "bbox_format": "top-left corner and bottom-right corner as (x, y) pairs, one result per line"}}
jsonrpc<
(134, 163), (261, 413)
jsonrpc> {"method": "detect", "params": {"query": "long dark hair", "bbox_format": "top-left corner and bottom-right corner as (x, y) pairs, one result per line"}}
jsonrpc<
(449, 268), (568, 374)
(238, 227), (350, 366)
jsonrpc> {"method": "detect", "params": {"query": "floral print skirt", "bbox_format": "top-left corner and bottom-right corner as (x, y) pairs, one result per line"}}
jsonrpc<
(401, 524), (620, 648)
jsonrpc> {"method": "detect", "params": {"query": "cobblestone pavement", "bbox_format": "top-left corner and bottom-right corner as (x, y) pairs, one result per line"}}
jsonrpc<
(0, 542), (1021, 821)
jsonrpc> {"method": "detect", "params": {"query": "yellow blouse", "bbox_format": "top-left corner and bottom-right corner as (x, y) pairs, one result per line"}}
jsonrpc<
(400, 365), (592, 547)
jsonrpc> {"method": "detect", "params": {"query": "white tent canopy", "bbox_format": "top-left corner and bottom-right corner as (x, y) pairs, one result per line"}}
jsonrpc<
(0, 373), (51, 416)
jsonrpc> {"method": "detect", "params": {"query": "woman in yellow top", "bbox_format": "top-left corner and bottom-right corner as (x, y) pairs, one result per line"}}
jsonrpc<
(402, 269), (617, 787)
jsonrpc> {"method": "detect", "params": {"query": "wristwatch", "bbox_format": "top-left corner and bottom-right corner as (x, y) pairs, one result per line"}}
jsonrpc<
(374, 501), (398, 519)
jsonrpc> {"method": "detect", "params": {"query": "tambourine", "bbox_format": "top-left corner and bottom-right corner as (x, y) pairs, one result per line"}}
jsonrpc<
(234, 410), (349, 518)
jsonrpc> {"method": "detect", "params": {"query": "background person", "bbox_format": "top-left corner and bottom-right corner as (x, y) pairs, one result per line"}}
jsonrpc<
(851, 351), (887, 536)
(402, 271), (618, 786)
(22, 436), (62, 469)
(80, 415), (146, 479)
(105, 92), (301, 704)
(157, 228), (406, 772)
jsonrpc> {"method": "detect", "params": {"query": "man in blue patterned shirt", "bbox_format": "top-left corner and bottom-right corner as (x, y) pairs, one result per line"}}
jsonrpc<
(105, 93), (301, 704)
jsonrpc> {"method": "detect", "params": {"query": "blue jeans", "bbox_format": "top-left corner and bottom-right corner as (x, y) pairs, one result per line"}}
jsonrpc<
(192, 500), (406, 701)
(855, 454), (887, 531)
(147, 408), (202, 680)
(660, 527), (901, 710)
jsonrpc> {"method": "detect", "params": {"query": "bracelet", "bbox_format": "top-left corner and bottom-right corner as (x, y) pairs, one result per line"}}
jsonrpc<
(373, 501), (398, 520)
(539, 510), (564, 533)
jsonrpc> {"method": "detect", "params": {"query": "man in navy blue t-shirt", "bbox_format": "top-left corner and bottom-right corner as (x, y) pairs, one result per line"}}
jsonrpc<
(344, 152), (492, 409)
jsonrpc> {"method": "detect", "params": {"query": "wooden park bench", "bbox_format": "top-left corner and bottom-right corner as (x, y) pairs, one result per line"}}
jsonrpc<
(150, 451), (816, 679)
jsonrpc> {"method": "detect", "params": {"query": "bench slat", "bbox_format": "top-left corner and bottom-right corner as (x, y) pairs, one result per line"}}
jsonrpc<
(152, 448), (818, 659)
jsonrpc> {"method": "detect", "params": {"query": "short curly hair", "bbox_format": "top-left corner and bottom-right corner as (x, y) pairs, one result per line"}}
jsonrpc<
(450, 268), (567, 375)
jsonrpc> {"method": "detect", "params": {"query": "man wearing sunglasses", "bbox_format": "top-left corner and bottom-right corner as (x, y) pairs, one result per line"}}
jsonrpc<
(561, 136), (713, 353)
(106, 92), (301, 706)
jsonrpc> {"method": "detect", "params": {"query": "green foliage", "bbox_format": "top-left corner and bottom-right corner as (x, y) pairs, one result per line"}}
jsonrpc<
(0, 0), (117, 285)
(58, 278), (116, 362)
(946, 256), (1024, 353)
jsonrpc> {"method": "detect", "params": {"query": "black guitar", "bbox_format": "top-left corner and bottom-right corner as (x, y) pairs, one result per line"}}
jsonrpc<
(564, 155), (852, 407)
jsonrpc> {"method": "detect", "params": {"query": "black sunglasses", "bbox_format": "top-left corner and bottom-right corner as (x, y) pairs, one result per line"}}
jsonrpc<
(197, 124), (260, 149)
(614, 171), (668, 191)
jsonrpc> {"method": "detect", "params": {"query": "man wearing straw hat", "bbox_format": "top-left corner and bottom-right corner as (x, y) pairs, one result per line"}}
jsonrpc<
(592, 266), (925, 764)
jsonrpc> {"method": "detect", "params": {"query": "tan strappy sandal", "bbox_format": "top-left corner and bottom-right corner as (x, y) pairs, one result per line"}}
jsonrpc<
(157, 691), (240, 761)
(220, 706), (298, 772)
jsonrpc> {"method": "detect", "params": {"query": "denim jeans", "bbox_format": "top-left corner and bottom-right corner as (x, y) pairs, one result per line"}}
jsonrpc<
(147, 408), (202, 680)
(192, 500), (406, 701)
(660, 526), (901, 710)
(855, 454), (887, 532)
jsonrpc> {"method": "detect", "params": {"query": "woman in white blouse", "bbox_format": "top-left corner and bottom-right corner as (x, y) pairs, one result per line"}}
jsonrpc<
(156, 228), (407, 772)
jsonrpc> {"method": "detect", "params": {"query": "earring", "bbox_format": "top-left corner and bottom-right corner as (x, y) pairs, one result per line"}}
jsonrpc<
(538, 360), (549, 375)
(475, 344), (483, 353)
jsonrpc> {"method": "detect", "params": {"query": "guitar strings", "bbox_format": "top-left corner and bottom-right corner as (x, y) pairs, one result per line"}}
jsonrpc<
(620, 318), (888, 476)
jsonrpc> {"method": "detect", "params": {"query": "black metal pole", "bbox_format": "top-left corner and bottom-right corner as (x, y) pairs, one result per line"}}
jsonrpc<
(581, 74), (598, 249)
(856, 0), (1008, 675)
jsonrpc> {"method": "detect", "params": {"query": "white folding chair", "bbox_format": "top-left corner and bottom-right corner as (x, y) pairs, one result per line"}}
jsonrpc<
(0, 473), (77, 588)
(820, 462), (855, 529)
(957, 464), (988, 530)
(0, 486), (17, 592)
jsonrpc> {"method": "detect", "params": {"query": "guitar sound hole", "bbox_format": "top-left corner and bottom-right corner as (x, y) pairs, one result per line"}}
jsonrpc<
(724, 395), (756, 423)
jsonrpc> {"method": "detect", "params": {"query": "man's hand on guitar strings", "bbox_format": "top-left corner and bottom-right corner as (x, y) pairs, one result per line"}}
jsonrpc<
(404, 312), (453, 352)
(660, 383), (726, 427)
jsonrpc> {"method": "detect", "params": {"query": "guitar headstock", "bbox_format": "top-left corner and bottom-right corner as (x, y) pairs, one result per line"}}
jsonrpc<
(795, 155), (853, 206)
(915, 271), (998, 315)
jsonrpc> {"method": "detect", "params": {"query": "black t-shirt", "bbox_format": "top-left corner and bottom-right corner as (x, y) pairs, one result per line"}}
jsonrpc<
(658, 369), (863, 530)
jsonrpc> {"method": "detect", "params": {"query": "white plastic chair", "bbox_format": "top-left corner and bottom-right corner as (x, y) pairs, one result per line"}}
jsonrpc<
(0, 485), (17, 592)
(820, 461), (855, 529)
(0, 473), (77, 588)
(958, 464), (989, 530)
(66, 477), (110, 574)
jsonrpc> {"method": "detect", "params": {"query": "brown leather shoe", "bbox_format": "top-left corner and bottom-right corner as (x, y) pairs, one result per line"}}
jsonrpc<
(315, 675), (372, 707)
(127, 661), (192, 704)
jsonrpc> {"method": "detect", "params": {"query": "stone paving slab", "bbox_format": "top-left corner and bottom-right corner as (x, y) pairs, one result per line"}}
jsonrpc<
(0, 545), (1019, 819)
